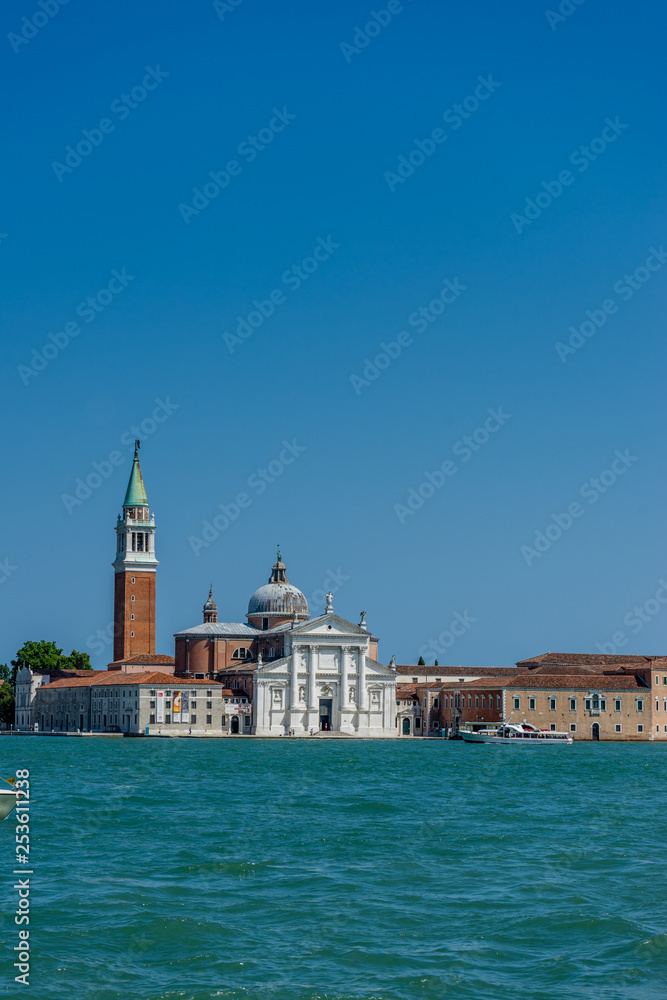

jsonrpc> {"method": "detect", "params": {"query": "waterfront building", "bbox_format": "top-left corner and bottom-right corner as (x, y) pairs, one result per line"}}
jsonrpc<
(14, 666), (97, 731)
(33, 671), (228, 735)
(174, 552), (397, 736)
(407, 652), (667, 741)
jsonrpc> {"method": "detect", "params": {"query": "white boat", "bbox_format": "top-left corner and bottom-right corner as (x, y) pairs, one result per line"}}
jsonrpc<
(0, 779), (23, 821)
(459, 721), (573, 745)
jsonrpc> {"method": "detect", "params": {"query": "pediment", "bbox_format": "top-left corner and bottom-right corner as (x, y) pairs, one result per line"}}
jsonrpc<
(290, 613), (369, 638)
(255, 657), (290, 676)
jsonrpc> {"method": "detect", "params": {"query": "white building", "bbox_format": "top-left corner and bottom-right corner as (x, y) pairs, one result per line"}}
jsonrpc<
(174, 553), (398, 737)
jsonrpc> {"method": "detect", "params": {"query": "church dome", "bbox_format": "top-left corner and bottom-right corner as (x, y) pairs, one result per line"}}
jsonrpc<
(247, 551), (308, 621)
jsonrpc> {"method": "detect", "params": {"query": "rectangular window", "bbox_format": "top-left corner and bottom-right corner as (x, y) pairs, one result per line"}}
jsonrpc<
(207, 691), (212, 697)
(513, 697), (520, 710)
(569, 698), (576, 711)
(614, 699), (621, 712)
(664, 677), (667, 685)
(615, 724), (622, 733)
(132, 532), (136, 551)
(549, 698), (556, 711)
(150, 700), (155, 708)
(191, 714), (196, 724)
(585, 699), (591, 711)
(206, 714), (212, 725)
(570, 724), (576, 732)
(165, 713), (171, 724)
(637, 724), (644, 733)
(550, 724), (556, 731)
(415, 718), (421, 728)
(657, 699), (660, 711)
(131, 614), (135, 620)
(221, 716), (226, 727)
(149, 714), (155, 724)
(600, 699), (606, 711)
(206, 700), (212, 710)
(244, 715), (251, 728)
(529, 697), (536, 710)
(637, 700), (644, 712)
(433, 698), (439, 709)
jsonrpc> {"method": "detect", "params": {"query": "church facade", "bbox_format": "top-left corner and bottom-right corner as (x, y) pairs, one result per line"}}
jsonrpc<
(174, 553), (398, 737)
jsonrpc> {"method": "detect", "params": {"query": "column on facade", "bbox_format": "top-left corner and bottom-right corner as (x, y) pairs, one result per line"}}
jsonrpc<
(308, 645), (318, 709)
(341, 647), (350, 709)
(255, 681), (265, 730)
(290, 646), (300, 708)
(357, 647), (368, 710)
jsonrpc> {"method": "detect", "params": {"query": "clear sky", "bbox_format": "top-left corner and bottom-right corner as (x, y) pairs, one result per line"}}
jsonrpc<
(2, 0), (666, 669)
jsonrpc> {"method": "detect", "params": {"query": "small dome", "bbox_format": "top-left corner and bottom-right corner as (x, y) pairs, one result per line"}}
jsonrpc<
(247, 550), (308, 620)
(203, 586), (217, 612)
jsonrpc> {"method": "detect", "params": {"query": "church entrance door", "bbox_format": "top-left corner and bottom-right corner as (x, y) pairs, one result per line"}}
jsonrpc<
(402, 718), (411, 736)
(231, 716), (240, 734)
(319, 698), (332, 730)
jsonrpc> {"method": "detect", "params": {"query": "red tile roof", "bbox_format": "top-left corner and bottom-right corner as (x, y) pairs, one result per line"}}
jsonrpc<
(517, 652), (666, 667)
(43, 672), (223, 689)
(107, 654), (175, 666)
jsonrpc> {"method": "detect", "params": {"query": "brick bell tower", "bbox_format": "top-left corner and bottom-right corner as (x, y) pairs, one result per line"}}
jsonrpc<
(112, 441), (158, 661)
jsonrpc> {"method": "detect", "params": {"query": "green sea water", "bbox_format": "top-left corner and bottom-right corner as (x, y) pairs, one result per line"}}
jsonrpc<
(2, 737), (666, 1000)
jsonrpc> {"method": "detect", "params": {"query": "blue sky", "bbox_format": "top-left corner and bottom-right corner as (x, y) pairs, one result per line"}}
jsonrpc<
(2, 0), (666, 669)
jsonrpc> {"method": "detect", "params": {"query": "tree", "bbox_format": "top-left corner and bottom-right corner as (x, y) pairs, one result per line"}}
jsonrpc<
(434, 660), (439, 666)
(10, 640), (92, 674)
(418, 656), (425, 666)
(67, 650), (92, 671)
(0, 682), (14, 725)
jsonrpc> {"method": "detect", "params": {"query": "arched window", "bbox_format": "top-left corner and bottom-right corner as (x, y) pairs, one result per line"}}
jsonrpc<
(232, 647), (251, 660)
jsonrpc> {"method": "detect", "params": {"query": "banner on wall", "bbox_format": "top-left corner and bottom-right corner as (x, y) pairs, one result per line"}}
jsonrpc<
(181, 691), (189, 724)
(156, 691), (165, 723)
(173, 691), (182, 723)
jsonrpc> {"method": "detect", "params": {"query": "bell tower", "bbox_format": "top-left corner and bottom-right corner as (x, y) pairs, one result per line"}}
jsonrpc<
(112, 441), (158, 661)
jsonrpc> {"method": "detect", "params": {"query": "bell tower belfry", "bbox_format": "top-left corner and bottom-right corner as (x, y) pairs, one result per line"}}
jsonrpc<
(112, 441), (158, 661)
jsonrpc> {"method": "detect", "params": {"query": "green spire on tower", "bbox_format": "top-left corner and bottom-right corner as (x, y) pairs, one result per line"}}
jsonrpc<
(123, 440), (149, 507)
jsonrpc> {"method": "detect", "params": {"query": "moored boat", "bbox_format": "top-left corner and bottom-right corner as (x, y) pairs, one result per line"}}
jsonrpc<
(459, 721), (573, 745)
(0, 777), (24, 820)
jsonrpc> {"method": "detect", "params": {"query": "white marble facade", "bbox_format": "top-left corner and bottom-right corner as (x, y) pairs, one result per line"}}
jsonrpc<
(253, 610), (396, 736)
